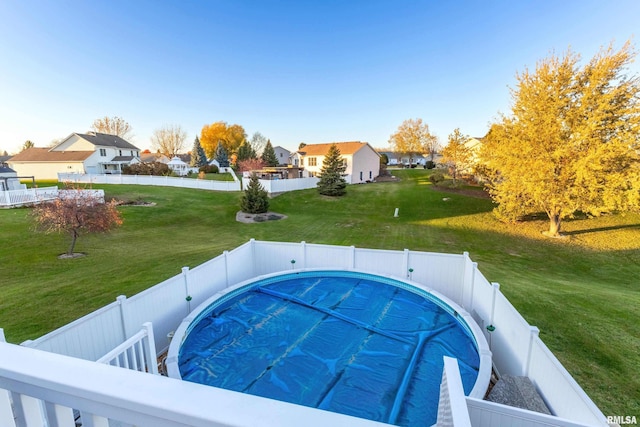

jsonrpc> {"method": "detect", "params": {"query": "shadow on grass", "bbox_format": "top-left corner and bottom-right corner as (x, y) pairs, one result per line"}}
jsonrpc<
(563, 223), (640, 236)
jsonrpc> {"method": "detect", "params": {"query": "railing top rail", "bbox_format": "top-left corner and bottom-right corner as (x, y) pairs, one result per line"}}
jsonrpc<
(0, 342), (387, 427)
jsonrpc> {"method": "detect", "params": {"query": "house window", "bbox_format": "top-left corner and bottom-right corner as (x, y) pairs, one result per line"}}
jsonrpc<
(369, 171), (372, 179)
(300, 158), (304, 166)
(130, 150), (134, 156)
(360, 171), (363, 181)
(279, 153), (283, 157)
(99, 149), (106, 156)
(119, 150), (122, 156)
(308, 157), (317, 166)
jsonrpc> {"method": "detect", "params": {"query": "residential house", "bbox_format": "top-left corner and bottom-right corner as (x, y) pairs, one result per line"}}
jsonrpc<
(378, 151), (429, 167)
(0, 165), (20, 191)
(273, 146), (291, 166)
(8, 132), (141, 179)
(291, 141), (380, 184)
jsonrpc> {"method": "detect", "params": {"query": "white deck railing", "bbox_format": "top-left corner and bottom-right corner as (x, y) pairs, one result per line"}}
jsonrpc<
(0, 187), (58, 207)
(96, 322), (158, 375)
(5, 240), (609, 426)
(58, 173), (242, 192)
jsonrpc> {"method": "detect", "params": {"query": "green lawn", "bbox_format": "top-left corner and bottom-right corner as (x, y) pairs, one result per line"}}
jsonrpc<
(1, 169), (638, 417)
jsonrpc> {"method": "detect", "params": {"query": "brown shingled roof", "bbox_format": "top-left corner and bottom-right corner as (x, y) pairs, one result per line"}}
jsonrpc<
(8, 148), (93, 162)
(298, 141), (370, 156)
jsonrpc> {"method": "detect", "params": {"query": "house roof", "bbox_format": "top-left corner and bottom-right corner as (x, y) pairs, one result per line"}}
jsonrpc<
(8, 148), (94, 162)
(297, 141), (375, 156)
(140, 153), (169, 163)
(0, 166), (16, 173)
(73, 132), (139, 150)
(0, 155), (12, 163)
(111, 156), (136, 162)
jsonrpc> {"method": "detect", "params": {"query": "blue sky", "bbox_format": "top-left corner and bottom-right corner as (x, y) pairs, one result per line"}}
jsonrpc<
(1, 1), (639, 154)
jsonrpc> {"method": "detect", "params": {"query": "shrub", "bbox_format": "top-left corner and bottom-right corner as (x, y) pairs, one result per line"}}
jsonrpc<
(425, 160), (436, 169)
(429, 171), (445, 184)
(199, 164), (219, 174)
(123, 162), (170, 176)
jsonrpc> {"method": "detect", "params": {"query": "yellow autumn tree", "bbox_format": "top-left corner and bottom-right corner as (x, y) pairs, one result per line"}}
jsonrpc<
(200, 121), (247, 160)
(480, 41), (640, 237)
(389, 118), (436, 165)
(441, 128), (472, 185)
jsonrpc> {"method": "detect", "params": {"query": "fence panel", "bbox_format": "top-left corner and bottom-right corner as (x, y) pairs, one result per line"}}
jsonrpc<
(225, 243), (256, 286)
(23, 302), (124, 361)
(123, 276), (189, 354)
(187, 256), (230, 309)
(407, 252), (465, 303)
(466, 397), (598, 427)
(305, 243), (353, 269)
(490, 291), (532, 377)
(527, 338), (608, 425)
(253, 241), (301, 274)
(468, 272), (495, 345)
(354, 248), (405, 277)
(58, 173), (241, 192)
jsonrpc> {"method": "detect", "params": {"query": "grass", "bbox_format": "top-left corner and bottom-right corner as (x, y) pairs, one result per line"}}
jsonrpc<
(1, 169), (638, 417)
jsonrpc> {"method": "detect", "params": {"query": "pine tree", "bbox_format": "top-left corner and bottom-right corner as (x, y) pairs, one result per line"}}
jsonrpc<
(241, 173), (269, 214)
(215, 141), (229, 167)
(317, 144), (347, 196)
(236, 140), (257, 163)
(261, 139), (279, 166)
(190, 136), (208, 167)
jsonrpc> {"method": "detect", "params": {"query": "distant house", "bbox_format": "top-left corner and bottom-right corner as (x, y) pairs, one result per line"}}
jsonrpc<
(140, 152), (170, 164)
(291, 141), (380, 184)
(273, 146), (291, 166)
(0, 165), (20, 191)
(378, 151), (429, 167)
(8, 132), (141, 179)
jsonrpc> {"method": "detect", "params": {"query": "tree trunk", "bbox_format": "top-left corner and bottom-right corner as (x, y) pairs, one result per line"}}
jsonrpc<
(68, 229), (78, 255)
(547, 213), (562, 237)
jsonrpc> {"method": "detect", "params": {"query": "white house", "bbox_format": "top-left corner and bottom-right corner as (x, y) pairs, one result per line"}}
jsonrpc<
(290, 141), (380, 184)
(273, 146), (291, 166)
(8, 132), (141, 180)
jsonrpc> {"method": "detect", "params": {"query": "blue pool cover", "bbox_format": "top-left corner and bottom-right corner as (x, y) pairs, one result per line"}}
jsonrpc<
(178, 272), (480, 426)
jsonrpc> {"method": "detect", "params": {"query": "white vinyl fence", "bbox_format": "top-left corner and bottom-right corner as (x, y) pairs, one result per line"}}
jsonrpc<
(10, 240), (608, 426)
(58, 173), (241, 192)
(242, 176), (319, 193)
(0, 187), (58, 207)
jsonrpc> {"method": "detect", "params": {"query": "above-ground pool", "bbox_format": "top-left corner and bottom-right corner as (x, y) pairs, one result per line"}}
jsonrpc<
(167, 270), (490, 426)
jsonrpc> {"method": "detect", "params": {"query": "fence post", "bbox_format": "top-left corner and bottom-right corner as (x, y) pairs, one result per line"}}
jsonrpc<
(142, 322), (159, 375)
(350, 245), (356, 269)
(490, 282), (500, 328)
(300, 241), (307, 268)
(469, 261), (478, 312)
(117, 295), (129, 340)
(250, 239), (257, 277)
(224, 250), (230, 287)
(436, 357), (472, 427)
(182, 267), (191, 313)
(402, 249), (410, 278)
(524, 326), (540, 377)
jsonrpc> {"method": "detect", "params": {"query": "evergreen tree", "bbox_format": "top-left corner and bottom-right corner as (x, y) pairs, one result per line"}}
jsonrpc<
(190, 136), (208, 167)
(261, 139), (279, 166)
(241, 173), (269, 214)
(317, 144), (347, 196)
(215, 141), (229, 167)
(236, 139), (256, 163)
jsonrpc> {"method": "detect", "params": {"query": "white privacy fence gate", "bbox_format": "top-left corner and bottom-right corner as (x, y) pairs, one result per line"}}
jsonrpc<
(7, 240), (608, 426)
